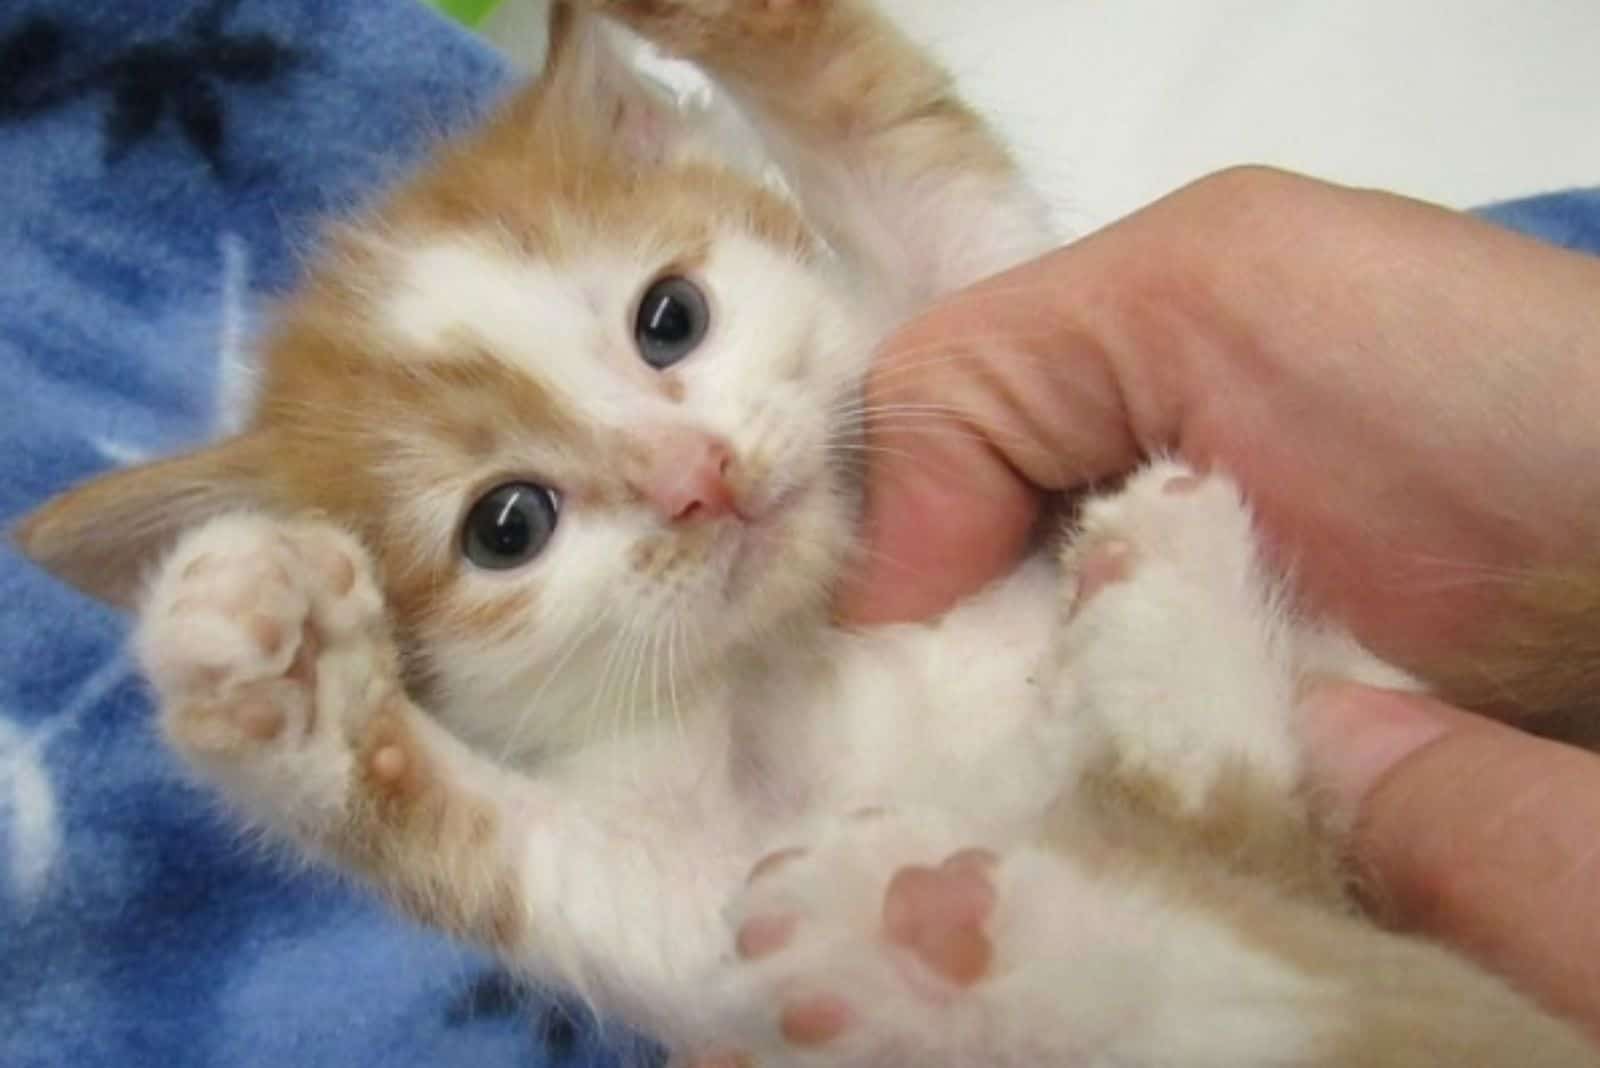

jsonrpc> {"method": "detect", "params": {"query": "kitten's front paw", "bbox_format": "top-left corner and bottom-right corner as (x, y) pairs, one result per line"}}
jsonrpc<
(1053, 460), (1307, 804)
(138, 514), (399, 833)
(582, 0), (828, 51)
(718, 813), (1000, 1064)
(1060, 459), (1261, 620)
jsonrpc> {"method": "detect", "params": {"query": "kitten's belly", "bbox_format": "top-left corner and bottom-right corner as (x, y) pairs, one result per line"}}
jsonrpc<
(818, 554), (1066, 824)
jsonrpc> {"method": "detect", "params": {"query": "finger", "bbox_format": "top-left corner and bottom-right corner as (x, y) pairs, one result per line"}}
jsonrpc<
(1303, 683), (1600, 1038)
(836, 413), (1035, 624)
(836, 240), (1164, 624)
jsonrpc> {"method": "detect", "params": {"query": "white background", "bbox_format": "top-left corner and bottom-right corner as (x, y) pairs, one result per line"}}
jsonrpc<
(486, 1), (1600, 236)
(876, 0), (1600, 234)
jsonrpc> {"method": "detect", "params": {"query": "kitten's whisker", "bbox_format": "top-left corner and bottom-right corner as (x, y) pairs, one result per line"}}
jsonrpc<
(832, 538), (926, 585)
(830, 400), (1090, 453)
(837, 416), (1053, 463)
(585, 622), (638, 752)
(848, 334), (1071, 383)
(500, 608), (609, 763)
(619, 624), (652, 755)
(824, 442), (925, 464)
(645, 616), (667, 737)
(635, 621), (664, 777)
(665, 614), (686, 743)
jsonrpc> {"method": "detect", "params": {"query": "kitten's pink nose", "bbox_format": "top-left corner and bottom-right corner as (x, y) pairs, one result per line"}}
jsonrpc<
(632, 428), (739, 524)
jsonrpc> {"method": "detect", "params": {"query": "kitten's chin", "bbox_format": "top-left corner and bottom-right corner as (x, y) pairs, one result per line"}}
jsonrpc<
(719, 478), (850, 641)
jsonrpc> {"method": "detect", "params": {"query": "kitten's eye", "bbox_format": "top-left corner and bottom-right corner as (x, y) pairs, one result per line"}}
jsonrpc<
(634, 276), (709, 370)
(462, 482), (559, 570)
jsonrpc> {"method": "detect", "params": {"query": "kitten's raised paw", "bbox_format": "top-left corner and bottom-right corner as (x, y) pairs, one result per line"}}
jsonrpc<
(582, 0), (827, 51)
(1053, 459), (1306, 805)
(1061, 459), (1260, 618)
(720, 814), (1000, 1063)
(138, 514), (399, 828)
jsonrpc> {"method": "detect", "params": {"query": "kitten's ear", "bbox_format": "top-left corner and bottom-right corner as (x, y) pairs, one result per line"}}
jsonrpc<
(11, 435), (276, 610)
(534, 1), (714, 165)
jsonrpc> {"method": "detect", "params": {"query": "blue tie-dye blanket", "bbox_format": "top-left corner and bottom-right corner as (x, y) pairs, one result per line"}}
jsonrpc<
(1, 1), (1598, 1066)
(0, 2), (646, 1066)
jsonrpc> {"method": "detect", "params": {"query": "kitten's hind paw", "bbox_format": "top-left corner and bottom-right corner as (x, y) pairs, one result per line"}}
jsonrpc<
(718, 813), (1002, 1064)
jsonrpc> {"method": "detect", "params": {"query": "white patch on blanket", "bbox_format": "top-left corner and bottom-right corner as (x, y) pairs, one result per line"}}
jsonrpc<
(0, 716), (61, 907)
(213, 233), (257, 434)
(91, 436), (149, 466)
(0, 657), (130, 907)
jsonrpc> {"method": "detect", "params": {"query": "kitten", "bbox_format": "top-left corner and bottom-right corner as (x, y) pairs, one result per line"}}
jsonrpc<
(15, 1), (1597, 1063)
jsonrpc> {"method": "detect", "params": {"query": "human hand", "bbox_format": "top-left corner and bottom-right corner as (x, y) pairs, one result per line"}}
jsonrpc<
(1303, 682), (1600, 1042)
(838, 167), (1600, 688)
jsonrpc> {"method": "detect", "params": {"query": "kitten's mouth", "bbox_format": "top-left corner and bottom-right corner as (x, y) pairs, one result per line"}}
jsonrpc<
(724, 479), (814, 596)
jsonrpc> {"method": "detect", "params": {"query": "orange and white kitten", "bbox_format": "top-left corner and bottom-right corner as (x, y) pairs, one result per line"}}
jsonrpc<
(15, 1), (1597, 1064)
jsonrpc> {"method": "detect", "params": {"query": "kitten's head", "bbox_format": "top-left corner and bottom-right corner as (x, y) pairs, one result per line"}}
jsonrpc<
(14, 7), (877, 760)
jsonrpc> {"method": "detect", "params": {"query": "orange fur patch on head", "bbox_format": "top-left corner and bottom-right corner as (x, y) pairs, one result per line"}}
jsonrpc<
(372, 81), (813, 271)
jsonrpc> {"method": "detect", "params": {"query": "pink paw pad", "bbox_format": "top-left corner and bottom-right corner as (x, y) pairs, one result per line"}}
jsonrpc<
(1069, 538), (1134, 617)
(737, 846), (808, 961)
(882, 849), (997, 987)
(779, 993), (855, 1048)
(360, 703), (430, 799)
(736, 913), (797, 961)
(1162, 474), (1204, 495)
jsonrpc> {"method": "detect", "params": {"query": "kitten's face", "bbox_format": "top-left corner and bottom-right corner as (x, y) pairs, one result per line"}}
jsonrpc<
(15, 25), (881, 763)
(320, 174), (872, 760)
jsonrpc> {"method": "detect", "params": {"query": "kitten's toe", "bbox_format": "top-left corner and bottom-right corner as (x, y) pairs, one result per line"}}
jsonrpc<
(1065, 538), (1135, 619)
(1062, 458), (1257, 604)
(279, 519), (387, 640)
(736, 912), (799, 961)
(778, 993), (855, 1048)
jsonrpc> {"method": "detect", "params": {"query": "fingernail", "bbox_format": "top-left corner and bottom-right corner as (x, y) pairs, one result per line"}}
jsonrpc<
(1300, 684), (1454, 813)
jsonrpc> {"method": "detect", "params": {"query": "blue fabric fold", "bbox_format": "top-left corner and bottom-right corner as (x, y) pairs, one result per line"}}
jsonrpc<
(1, 1), (1597, 1065)
(1478, 186), (1600, 255)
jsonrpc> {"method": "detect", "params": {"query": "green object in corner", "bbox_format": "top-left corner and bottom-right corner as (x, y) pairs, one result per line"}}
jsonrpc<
(428, 0), (504, 28)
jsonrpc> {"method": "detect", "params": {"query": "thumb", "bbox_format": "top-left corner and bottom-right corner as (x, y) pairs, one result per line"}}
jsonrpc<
(834, 243), (1155, 625)
(1302, 683), (1600, 1038)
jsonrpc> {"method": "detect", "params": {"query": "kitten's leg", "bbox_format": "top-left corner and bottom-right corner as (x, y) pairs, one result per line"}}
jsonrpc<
(721, 815), (1600, 1067)
(140, 514), (737, 1042)
(1038, 460), (1597, 1063)
(709, 464), (1598, 1065)
(1052, 459), (1422, 890)
(710, 809), (1033, 1066)
(580, 0), (1054, 297)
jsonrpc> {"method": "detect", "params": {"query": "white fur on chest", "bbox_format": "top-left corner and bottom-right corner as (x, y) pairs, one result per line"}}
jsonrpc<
(548, 555), (1066, 847)
(803, 555), (1064, 822)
